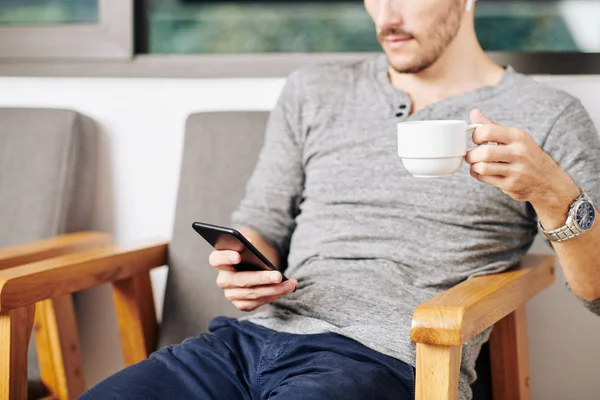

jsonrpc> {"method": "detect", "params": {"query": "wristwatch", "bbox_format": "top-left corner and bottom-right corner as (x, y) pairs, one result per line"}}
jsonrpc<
(541, 191), (596, 242)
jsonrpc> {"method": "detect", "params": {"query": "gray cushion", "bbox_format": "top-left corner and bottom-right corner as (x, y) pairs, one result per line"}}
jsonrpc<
(159, 111), (270, 347)
(0, 108), (97, 391)
(0, 108), (97, 246)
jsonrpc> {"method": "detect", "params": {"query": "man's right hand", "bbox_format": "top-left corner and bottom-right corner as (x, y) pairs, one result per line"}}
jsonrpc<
(209, 250), (297, 312)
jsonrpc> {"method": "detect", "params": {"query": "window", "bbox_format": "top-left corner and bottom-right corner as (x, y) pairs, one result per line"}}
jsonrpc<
(0, 0), (599, 75)
(140, 0), (600, 54)
(475, 1), (600, 53)
(0, 0), (132, 59)
(144, 1), (377, 54)
(0, 0), (98, 26)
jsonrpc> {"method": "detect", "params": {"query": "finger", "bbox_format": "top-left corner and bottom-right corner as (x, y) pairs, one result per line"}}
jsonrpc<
(209, 250), (240, 267)
(232, 296), (280, 312)
(472, 124), (517, 145)
(470, 162), (511, 177)
(214, 264), (236, 272)
(470, 169), (505, 186)
(224, 280), (297, 301)
(470, 108), (497, 125)
(465, 144), (514, 164)
(216, 270), (283, 289)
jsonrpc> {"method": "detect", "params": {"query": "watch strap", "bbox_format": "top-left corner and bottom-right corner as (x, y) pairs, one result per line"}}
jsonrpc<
(540, 191), (587, 242)
(542, 224), (581, 242)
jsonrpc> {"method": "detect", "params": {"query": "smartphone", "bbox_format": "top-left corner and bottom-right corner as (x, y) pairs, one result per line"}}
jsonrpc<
(192, 221), (288, 281)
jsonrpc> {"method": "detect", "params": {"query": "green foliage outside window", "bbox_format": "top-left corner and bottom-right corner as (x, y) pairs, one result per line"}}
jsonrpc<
(0, 0), (589, 54)
(0, 0), (97, 25)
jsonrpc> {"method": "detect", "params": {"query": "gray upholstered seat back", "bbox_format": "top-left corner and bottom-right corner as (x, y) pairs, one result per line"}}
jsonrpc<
(159, 111), (270, 347)
(0, 108), (96, 390)
(0, 108), (96, 247)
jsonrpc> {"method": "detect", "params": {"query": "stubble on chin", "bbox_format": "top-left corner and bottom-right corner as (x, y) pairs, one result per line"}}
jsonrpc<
(385, 5), (463, 74)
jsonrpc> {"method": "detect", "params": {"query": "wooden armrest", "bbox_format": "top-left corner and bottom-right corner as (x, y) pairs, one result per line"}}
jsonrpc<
(0, 240), (169, 311)
(0, 231), (113, 270)
(411, 254), (555, 346)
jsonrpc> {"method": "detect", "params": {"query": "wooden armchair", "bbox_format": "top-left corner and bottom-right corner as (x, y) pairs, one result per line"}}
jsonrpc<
(412, 254), (555, 399)
(0, 232), (112, 400)
(0, 242), (553, 399)
(0, 240), (167, 399)
(0, 107), (101, 399)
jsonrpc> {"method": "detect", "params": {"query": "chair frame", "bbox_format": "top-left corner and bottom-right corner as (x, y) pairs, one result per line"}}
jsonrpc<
(0, 241), (554, 400)
(0, 232), (112, 400)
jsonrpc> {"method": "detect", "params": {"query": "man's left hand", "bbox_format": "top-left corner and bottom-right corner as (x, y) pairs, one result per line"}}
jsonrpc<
(465, 109), (580, 213)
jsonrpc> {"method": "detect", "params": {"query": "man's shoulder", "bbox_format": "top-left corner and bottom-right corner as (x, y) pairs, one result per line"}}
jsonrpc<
(504, 68), (581, 112)
(286, 56), (377, 94)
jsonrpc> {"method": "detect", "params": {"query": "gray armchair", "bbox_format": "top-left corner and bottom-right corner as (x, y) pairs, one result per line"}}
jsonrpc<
(0, 108), (108, 399)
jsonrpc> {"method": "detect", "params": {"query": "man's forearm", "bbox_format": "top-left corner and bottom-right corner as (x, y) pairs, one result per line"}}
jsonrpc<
(546, 222), (600, 301)
(237, 228), (281, 269)
(533, 181), (600, 301)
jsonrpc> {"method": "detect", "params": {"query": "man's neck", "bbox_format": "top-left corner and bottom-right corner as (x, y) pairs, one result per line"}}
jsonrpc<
(388, 33), (505, 114)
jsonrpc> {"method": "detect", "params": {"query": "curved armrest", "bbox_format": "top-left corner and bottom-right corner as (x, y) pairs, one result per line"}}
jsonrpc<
(0, 240), (169, 312)
(411, 254), (555, 346)
(0, 231), (113, 270)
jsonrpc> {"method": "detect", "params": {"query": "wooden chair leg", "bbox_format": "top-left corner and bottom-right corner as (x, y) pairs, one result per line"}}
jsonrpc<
(415, 343), (462, 400)
(34, 294), (85, 400)
(112, 272), (157, 366)
(0, 305), (35, 400)
(489, 305), (531, 400)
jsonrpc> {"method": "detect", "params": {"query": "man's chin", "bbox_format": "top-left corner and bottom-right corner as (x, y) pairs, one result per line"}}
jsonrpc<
(385, 55), (429, 75)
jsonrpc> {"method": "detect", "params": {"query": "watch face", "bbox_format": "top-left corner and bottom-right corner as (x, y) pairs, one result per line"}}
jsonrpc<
(575, 201), (595, 231)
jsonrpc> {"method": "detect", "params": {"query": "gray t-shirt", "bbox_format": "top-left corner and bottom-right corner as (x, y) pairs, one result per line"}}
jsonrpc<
(232, 54), (600, 399)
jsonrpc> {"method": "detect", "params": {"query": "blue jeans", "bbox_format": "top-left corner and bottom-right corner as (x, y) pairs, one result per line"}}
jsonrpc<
(80, 317), (415, 400)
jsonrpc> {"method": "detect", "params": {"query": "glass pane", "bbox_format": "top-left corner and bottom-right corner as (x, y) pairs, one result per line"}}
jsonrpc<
(476, 1), (600, 52)
(145, 0), (600, 54)
(147, 2), (377, 54)
(0, 0), (98, 26)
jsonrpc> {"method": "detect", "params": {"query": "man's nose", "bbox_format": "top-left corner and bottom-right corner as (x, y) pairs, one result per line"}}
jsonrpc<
(376, 0), (403, 29)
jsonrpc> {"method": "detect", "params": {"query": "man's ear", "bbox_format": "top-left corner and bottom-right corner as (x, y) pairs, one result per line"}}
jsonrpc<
(465, 0), (475, 12)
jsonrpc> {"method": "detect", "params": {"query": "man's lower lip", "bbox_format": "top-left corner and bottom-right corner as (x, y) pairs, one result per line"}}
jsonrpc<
(384, 38), (413, 48)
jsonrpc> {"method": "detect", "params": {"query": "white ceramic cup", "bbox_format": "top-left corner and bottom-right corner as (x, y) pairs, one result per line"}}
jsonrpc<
(397, 120), (482, 178)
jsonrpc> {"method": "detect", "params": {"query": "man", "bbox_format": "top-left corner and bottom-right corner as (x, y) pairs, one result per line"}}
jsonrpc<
(82, 0), (600, 399)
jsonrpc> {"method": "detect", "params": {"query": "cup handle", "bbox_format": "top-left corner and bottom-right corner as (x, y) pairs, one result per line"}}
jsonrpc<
(466, 123), (497, 149)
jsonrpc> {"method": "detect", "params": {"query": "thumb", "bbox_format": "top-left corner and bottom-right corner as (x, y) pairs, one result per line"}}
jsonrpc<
(470, 108), (496, 125)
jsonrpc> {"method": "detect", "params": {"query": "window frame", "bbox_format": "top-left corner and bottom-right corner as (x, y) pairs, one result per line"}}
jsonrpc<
(0, 52), (599, 78)
(0, 0), (598, 75)
(0, 0), (133, 60)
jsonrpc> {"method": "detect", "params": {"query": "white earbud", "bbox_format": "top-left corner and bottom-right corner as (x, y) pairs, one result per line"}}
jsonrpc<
(465, 0), (474, 12)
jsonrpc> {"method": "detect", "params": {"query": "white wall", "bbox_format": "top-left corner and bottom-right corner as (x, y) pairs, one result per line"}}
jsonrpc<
(524, 75), (600, 400)
(0, 74), (598, 399)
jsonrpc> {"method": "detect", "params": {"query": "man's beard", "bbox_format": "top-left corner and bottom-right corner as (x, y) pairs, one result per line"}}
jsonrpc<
(380, 4), (463, 74)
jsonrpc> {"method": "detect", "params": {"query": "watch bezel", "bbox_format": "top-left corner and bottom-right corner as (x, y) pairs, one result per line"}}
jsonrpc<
(539, 191), (595, 242)
(572, 198), (595, 232)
